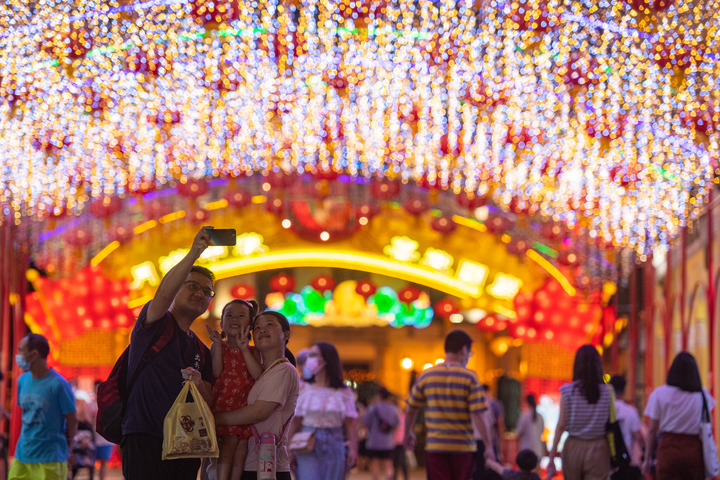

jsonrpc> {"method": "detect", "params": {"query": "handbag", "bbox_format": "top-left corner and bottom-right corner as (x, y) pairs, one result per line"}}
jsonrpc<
(606, 384), (631, 468)
(288, 430), (315, 454)
(162, 381), (219, 460)
(700, 390), (719, 478)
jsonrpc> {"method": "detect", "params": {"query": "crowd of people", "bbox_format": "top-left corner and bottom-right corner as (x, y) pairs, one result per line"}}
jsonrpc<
(5, 227), (718, 480)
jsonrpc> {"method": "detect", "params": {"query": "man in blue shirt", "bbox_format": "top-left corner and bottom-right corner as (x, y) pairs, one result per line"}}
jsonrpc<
(10, 333), (77, 480)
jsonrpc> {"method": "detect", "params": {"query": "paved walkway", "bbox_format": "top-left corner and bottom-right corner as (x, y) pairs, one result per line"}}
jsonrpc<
(88, 466), (428, 479)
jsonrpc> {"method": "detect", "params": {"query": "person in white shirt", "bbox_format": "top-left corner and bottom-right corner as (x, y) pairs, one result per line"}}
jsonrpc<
(515, 394), (545, 474)
(608, 375), (643, 480)
(642, 352), (715, 480)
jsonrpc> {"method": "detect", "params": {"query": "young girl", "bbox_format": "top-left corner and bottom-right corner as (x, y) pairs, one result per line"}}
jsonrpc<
(206, 299), (263, 480)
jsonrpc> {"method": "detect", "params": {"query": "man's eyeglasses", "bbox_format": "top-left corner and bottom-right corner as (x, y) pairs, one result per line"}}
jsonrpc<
(183, 281), (214, 298)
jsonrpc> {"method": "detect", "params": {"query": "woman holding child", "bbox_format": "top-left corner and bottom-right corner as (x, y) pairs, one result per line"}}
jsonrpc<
(214, 310), (300, 480)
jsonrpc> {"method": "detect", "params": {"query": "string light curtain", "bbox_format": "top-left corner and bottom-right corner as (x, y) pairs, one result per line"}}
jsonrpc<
(0, 0), (718, 254)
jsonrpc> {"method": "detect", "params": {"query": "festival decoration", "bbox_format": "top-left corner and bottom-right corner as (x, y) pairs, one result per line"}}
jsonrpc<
(0, 0), (715, 257)
(269, 272), (295, 294)
(230, 283), (255, 300)
(267, 282), (433, 328)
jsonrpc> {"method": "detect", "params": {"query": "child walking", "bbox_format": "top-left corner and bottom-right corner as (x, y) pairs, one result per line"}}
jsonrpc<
(207, 299), (263, 480)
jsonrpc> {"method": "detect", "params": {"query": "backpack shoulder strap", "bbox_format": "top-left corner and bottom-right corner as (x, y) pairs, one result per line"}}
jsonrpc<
(127, 316), (176, 393)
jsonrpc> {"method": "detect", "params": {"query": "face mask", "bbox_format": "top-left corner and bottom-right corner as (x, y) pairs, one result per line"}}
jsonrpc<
(16, 354), (31, 371)
(304, 357), (323, 376)
(301, 365), (313, 380)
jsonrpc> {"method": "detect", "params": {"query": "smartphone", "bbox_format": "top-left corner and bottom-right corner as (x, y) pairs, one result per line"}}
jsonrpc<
(203, 227), (237, 246)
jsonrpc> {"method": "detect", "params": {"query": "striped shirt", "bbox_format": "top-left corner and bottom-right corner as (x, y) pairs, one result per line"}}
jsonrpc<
(407, 364), (486, 452)
(559, 381), (612, 439)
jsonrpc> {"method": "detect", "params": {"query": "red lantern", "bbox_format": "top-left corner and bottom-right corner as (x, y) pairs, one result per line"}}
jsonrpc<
(32, 129), (72, 155)
(624, 0), (675, 13)
(65, 228), (93, 247)
(558, 249), (582, 267)
(190, 0), (241, 29)
(264, 170), (295, 189)
(506, 238), (531, 255)
(398, 286), (422, 304)
(270, 273), (295, 294)
(435, 297), (460, 319)
(142, 199), (171, 219)
(403, 197), (430, 216)
(457, 191), (487, 210)
(355, 203), (381, 220)
(311, 275), (336, 293)
(355, 280), (377, 300)
(230, 283), (256, 300)
(540, 221), (567, 241)
(89, 196), (123, 219)
(323, 68), (347, 91)
(485, 215), (513, 235)
(224, 189), (251, 208)
(685, 101), (718, 137)
(370, 178), (401, 200)
(110, 225), (134, 243)
(177, 178), (209, 199)
(508, 0), (556, 33)
(124, 46), (172, 78)
(187, 208), (210, 225)
(266, 197), (285, 215)
(431, 216), (457, 234)
(505, 124), (543, 149)
(652, 39), (697, 72)
(559, 51), (602, 89)
(585, 111), (627, 142)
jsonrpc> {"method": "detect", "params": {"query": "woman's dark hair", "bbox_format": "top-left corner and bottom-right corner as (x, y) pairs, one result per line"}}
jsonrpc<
(285, 347), (297, 368)
(251, 310), (291, 345)
(312, 342), (346, 390)
(527, 393), (538, 422)
(667, 351), (702, 392)
(572, 344), (604, 404)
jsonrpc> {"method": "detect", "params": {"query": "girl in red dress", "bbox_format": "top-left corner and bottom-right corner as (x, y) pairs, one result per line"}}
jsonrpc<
(207, 300), (263, 480)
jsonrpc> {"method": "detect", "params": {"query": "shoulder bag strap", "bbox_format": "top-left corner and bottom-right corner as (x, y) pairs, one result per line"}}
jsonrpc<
(608, 383), (616, 423)
(701, 389), (711, 422)
(126, 316), (176, 396)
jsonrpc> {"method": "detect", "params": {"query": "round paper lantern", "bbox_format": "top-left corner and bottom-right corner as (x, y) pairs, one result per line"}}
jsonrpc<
(230, 283), (256, 300)
(190, 0), (241, 30)
(65, 228), (93, 247)
(370, 178), (401, 200)
(224, 189), (251, 208)
(142, 199), (171, 219)
(266, 197), (285, 215)
(89, 196), (123, 219)
(310, 274), (335, 293)
(559, 51), (602, 89)
(177, 178), (209, 199)
(457, 191), (487, 210)
(431, 216), (457, 234)
(485, 215), (513, 235)
(270, 273), (295, 294)
(355, 280), (377, 300)
(435, 297), (460, 319)
(398, 286), (422, 304)
(110, 225), (134, 243)
(403, 197), (430, 216)
(264, 170), (295, 189)
(506, 238), (531, 255)
(124, 46), (172, 78)
(355, 203), (381, 220)
(187, 208), (210, 225)
(541, 221), (567, 241)
(508, 0), (556, 34)
(558, 249), (582, 267)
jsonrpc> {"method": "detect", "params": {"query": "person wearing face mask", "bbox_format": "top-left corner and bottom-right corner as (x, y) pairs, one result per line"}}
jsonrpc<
(9, 333), (77, 480)
(295, 349), (312, 394)
(403, 329), (494, 480)
(288, 342), (359, 480)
